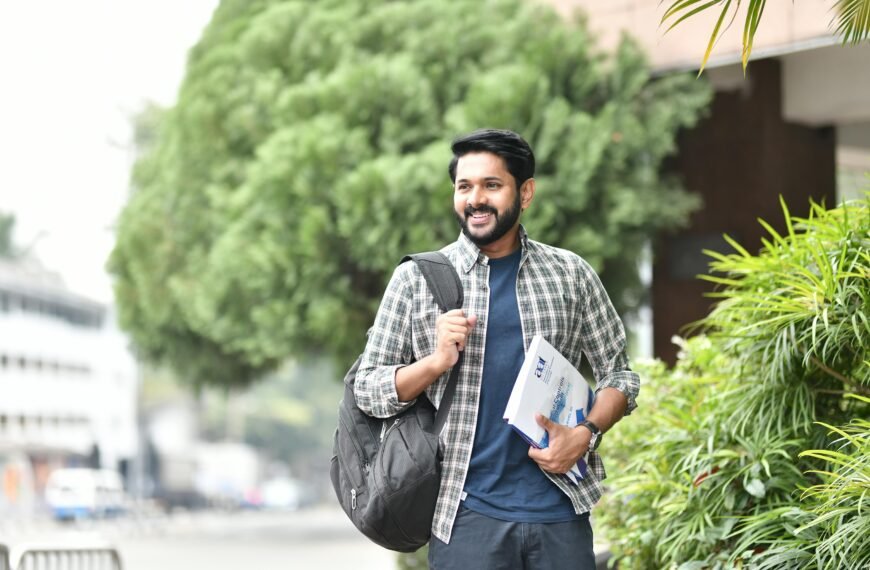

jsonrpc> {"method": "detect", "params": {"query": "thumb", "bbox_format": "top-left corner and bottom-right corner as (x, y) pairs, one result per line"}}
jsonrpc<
(535, 414), (554, 430)
(467, 314), (478, 328)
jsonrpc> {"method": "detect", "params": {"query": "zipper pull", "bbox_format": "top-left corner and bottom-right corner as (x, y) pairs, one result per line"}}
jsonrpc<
(351, 488), (357, 510)
(379, 422), (387, 442)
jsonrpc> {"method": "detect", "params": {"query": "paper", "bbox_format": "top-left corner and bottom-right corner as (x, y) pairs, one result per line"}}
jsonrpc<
(504, 335), (595, 484)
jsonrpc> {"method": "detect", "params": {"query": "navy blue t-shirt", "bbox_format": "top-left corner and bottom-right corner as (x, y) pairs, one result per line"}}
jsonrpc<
(462, 248), (578, 522)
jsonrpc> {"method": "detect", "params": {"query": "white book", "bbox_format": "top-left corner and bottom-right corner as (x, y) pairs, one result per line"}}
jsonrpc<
(503, 335), (595, 484)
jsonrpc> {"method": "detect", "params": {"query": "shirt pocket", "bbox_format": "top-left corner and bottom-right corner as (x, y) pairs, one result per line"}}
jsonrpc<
(523, 286), (574, 353)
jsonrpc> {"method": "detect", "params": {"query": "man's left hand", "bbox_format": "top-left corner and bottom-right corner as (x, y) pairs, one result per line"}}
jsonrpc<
(527, 414), (590, 474)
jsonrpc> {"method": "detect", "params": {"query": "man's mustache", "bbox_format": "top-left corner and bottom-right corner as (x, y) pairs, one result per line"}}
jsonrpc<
(464, 205), (498, 217)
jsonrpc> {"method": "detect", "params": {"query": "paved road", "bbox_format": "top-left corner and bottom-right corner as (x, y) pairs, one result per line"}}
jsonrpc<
(1, 506), (398, 570)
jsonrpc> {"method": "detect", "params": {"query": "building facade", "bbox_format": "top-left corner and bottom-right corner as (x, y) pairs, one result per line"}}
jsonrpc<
(547, 0), (869, 362)
(0, 258), (138, 514)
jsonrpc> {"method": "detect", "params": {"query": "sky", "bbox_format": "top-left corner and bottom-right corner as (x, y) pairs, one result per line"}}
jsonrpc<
(0, 0), (219, 303)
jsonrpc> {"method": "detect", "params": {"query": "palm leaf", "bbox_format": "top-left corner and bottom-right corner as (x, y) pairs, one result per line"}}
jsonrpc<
(741, 0), (766, 71)
(833, 0), (870, 43)
(662, 0), (870, 74)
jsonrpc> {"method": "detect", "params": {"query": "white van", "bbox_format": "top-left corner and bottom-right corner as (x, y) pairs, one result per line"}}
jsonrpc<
(44, 468), (125, 520)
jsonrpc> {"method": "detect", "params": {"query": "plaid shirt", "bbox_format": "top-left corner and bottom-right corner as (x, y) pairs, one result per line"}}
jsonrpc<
(355, 227), (640, 544)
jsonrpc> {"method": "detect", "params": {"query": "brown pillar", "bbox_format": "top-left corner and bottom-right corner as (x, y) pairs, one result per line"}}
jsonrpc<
(653, 59), (836, 365)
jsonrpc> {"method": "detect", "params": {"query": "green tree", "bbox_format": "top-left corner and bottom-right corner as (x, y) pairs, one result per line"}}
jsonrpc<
(109, 0), (711, 388)
(599, 196), (869, 568)
(661, 0), (870, 73)
(198, 358), (344, 478)
(0, 212), (17, 258)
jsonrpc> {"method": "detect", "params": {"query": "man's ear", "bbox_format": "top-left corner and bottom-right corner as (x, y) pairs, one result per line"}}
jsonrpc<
(520, 178), (535, 210)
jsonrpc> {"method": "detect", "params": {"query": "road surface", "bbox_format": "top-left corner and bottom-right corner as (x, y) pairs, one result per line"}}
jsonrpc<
(1, 505), (398, 570)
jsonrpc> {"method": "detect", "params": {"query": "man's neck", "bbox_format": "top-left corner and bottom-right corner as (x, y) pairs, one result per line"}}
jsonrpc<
(479, 226), (521, 259)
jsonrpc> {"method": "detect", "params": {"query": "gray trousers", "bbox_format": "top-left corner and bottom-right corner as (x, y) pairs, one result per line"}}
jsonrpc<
(428, 505), (596, 569)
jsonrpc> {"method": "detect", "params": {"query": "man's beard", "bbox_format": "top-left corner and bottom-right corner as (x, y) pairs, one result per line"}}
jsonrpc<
(454, 191), (522, 247)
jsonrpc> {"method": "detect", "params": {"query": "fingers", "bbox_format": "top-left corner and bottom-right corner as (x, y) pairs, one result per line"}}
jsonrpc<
(528, 418), (584, 475)
(436, 310), (476, 351)
(527, 447), (563, 474)
(528, 446), (571, 475)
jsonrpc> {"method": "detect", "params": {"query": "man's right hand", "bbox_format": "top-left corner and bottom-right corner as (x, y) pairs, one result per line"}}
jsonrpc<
(394, 309), (477, 402)
(434, 309), (478, 371)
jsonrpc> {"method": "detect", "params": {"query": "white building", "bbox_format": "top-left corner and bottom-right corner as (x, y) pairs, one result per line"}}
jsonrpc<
(0, 257), (138, 513)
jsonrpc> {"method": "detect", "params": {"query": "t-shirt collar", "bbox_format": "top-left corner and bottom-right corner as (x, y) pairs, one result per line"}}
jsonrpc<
(456, 225), (530, 274)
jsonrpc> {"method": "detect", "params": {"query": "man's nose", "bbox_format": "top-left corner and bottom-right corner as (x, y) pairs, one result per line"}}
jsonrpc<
(467, 186), (485, 208)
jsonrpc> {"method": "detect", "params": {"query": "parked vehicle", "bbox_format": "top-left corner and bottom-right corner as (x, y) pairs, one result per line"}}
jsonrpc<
(44, 468), (125, 520)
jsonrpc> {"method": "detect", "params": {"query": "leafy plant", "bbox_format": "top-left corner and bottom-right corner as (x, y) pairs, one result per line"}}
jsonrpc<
(598, 196), (869, 568)
(735, 393), (870, 569)
(798, 396), (870, 569)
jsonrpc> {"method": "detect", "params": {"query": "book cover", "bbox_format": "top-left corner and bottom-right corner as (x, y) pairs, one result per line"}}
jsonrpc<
(503, 335), (595, 483)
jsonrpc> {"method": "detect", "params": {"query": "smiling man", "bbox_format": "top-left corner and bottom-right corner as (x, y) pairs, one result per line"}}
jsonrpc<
(355, 129), (640, 569)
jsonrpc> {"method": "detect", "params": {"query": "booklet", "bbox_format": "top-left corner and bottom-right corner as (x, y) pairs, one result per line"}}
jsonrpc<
(503, 334), (595, 484)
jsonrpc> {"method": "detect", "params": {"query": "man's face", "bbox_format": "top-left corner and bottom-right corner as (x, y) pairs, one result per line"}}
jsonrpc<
(453, 152), (523, 247)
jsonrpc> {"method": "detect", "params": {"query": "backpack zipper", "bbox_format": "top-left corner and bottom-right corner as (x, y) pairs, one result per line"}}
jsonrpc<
(380, 418), (401, 443)
(337, 413), (366, 485)
(351, 488), (357, 510)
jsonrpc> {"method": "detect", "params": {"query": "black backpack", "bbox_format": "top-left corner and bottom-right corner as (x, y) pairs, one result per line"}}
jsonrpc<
(330, 252), (464, 552)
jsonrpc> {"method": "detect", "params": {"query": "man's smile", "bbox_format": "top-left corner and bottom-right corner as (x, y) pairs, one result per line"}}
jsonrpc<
(469, 211), (494, 226)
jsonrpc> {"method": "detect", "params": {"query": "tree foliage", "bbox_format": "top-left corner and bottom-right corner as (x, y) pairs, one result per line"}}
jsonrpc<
(599, 196), (869, 569)
(198, 358), (344, 479)
(110, 0), (711, 388)
(0, 212), (18, 259)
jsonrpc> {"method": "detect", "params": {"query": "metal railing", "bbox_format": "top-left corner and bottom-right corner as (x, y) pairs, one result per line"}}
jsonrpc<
(0, 542), (122, 570)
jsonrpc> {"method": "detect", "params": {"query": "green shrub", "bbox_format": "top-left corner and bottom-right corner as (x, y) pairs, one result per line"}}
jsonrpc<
(599, 196), (869, 569)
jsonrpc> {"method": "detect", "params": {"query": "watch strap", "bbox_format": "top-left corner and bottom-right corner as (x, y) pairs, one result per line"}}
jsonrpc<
(579, 420), (603, 451)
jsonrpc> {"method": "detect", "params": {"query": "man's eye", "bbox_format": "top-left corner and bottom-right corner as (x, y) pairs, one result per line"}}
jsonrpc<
(487, 182), (500, 189)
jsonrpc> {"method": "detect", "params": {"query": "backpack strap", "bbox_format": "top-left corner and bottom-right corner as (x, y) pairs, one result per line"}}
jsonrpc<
(400, 252), (463, 312)
(401, 252), (464, 435)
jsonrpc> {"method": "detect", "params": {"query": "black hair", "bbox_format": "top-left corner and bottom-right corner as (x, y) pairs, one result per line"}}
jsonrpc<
(448, 129), (535, 189)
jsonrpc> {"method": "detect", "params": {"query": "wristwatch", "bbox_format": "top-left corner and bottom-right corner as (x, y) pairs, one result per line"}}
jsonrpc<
(578, 420), (602, 451)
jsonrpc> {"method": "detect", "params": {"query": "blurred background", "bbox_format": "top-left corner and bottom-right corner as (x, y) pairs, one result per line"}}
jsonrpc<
(1, 0), (867, 569)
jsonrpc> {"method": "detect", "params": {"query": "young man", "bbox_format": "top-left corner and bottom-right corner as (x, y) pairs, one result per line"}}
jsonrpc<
(355, 129), (640, 569)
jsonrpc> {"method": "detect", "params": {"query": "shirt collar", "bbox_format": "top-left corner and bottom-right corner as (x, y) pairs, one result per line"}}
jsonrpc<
(455, 225), (530, 274)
